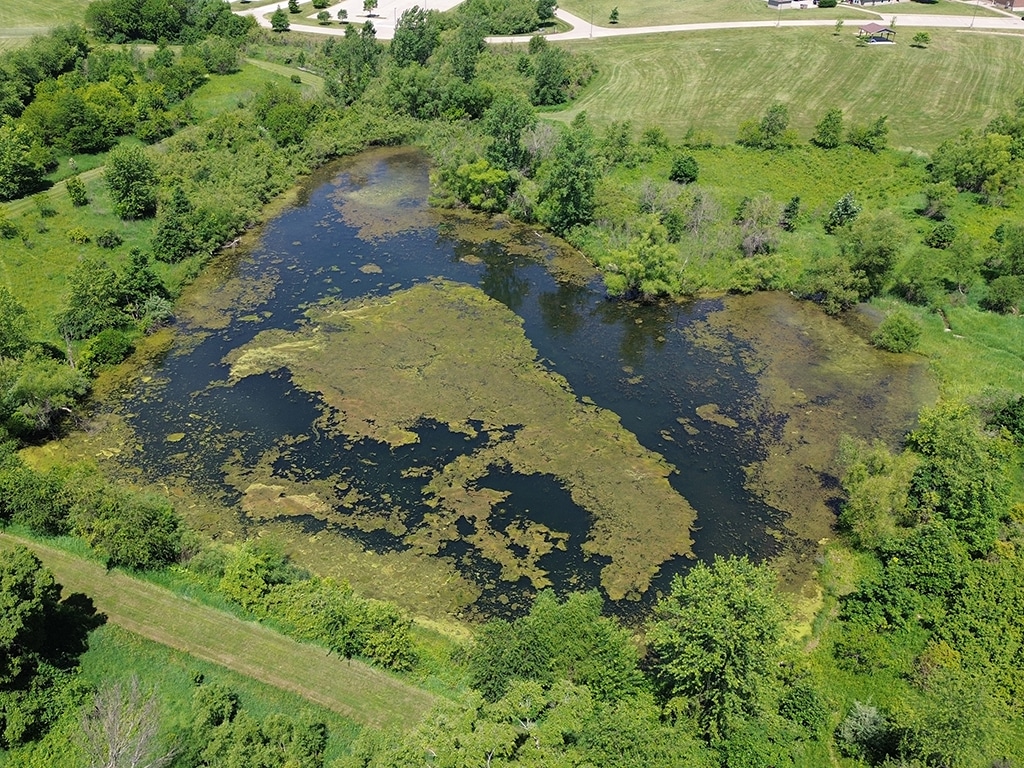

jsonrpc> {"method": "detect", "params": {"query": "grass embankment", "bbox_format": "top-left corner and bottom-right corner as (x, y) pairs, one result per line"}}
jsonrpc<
(557, 0), (1005, 26)
(0, 532), (438, 731)
(551, 28), (1024, 149)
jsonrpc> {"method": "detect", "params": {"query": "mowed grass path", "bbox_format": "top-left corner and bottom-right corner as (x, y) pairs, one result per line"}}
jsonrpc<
(0, 533), (437, 730)
(552, 28), (1024, 149)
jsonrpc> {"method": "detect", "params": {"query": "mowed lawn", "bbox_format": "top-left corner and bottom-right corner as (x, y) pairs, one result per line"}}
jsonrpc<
(0, 0), (92, 45)
(0, 533), (438, 731)
(557, 0), (1005, 26)
(551, 28), (1024, 150)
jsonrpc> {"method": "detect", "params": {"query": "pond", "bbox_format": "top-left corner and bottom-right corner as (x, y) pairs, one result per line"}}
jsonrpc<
(91, 147), (934, 619)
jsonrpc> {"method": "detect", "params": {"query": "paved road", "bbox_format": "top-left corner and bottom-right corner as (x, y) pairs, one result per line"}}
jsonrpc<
(233, 0), (1024, 40)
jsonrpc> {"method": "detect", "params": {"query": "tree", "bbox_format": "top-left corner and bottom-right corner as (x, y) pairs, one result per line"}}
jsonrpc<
(912, 30), (931, 47)
(0, 286), (29, 359)
(0, 120), (42, 201)
(539, 113), (599, 236)
(842, 210), (903, 297)
(825, 191), (860, 233)
(337, 8), (348, 21)
(531, 46), (570, 106)
(647, 556), (784, 741)
(669, 152), (699, 184)
(483, 91), (536, 171)
(152, 188), (197, 263)
(738, 102), (796, 149)
(104, 145), (157, 220)
(847, 115), (889, 153)
(0, 547), (101, 747)
(65, 175), (89, 207)
(80, 676), (175, 768)
(834, 18), (844, 35)
(609, 6), (620, 23)
(812, 107), (844, 149)
(270, 6), (289, 31)
(390, 6), (439, 68)
(363, 0), (378, 15)
(317, 10), (330, 24)
(288, 0), (300, 13)
(312, 0), (329, 7)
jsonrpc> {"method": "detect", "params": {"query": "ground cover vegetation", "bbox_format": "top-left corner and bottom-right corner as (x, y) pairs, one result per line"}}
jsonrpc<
(1, 0), (1024, 766)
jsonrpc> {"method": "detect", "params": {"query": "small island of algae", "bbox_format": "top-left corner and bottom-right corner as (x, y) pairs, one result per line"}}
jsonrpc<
(226, 280), (696, 601)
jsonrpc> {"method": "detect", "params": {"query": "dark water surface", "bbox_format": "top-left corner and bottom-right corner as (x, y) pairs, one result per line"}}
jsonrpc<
(114, 148), (881, 616)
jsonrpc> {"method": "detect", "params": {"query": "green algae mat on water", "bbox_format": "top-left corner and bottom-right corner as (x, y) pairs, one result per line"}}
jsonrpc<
(225, 280), (696, 601)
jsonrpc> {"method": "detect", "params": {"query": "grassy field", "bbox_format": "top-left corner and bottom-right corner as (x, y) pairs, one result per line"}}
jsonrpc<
(0, 533), (438, 731)
(557, 0), (1005, 25)
(550, 28), (1024, 150)
(0, 0), (92, 48)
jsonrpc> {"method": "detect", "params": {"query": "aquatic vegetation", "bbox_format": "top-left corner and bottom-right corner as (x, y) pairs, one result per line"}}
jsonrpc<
(226, 280), (696, 601)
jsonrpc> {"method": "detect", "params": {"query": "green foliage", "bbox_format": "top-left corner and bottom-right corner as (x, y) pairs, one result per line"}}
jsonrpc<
(449, 158), (511, 212)
(0, 351), (90, 439)
(836, 701), (897, 763)
(669, 152), (699, 184)
(812, 107), (844, 149)
(989, 395), (1024, 444)
(105, 144), (158, 220)
(66, 226), (90, 244)
(184, 682), (328, 768)
(74, 487), (182, 570)
(839, 437), (919, 550)
(0, 119), (42, 201)
(609, 6), (620, 23)
(456, 0), (544, 35)
(905, 401), (1009, 554)
(647, 556), (784, 741)
(80, 328), (136, 373)
(981, 274), (1024, 313)
(871, 310), (922, 353)
(818, 0), (837, 7)
(468, 590), (645, 703)
(0, 287), (29, 359)
(531, 46), (570, 107)
(737, 102), (797, 150)
(482, 91), (536, 171)
(64, 175), (88, 207)
(912, 30), (931, 48)
(153, 187), (198, 262)
(538, 114), (599, 236)
(824, 191), (861, 233)
(847, 115), (889, 153)
(0, 547), (100, 748)
(390, 6), (441, 68)
(931, 129), (1018, 199)
(317, 10), (331, 24)
(95, 229), (123, 249)
(600, 217), (684, 298)
(215, 543), (416, 670)
(271, 6), (290, 32)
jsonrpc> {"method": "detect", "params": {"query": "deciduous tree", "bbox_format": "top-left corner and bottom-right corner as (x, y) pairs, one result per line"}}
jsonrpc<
(647, 556), (784, 741)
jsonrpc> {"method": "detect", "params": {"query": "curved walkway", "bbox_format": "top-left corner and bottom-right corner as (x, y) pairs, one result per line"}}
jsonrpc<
(233, 0), (1024, 40)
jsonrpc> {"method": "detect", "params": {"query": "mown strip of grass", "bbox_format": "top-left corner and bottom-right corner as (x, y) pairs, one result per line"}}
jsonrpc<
(0, 532), (439, 731)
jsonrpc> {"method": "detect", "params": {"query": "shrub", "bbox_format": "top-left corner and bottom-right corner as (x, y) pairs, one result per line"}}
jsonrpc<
(818, 0), (837, 6)
(81, 328), (136, 372)
(990, 395), (1024, 443)
(96, 229), (123, 249)
(871, 310), (922, 353)
(836, 702), (896, 763)
(825, 192), (860, 233)
(0, 215), (19, 240)
(981, 275), (1024, 314)
(669, 152), (699, 184)
(290, 74), (301, 83)
(924, 221), (956, 249)
(65, 175), (89, 207)
(67, 227), (90, 244)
